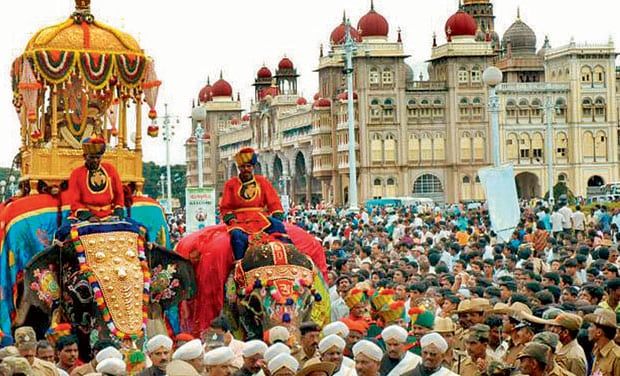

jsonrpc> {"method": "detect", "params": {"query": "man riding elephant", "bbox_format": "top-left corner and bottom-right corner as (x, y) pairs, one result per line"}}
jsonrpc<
(220, 148), (287, 261)
(67, 136), (125, 221)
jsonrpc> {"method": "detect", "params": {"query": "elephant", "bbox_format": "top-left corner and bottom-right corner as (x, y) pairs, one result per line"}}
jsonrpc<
(222, 235), (330, 340)
(175, 223), (330, 338)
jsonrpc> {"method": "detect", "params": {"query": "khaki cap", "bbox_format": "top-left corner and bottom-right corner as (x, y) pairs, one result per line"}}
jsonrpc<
(545, 312), (583, 331)
(468, 298), (491, 313)
(14, 326), (37, 346)
(3, 356), (34, 376)
(508, 302), (532, 319)
(433, 317), (456, 333)
(0, 346), (19, 360)
(465, 324), (490, 343)
(517, 342), (550, 365)
(489, 302), (510, 314)
(532, 332), (559, 350)
(455, 299), (472, 314)
(584, 308), (619, 329)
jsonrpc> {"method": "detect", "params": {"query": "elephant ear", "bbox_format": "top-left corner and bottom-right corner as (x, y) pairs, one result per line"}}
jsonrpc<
(23, 244), (62, 314)
(147, 245), (197, 310)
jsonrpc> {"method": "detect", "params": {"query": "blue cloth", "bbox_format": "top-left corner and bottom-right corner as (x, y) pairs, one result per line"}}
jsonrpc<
(230, 216), (288, 260)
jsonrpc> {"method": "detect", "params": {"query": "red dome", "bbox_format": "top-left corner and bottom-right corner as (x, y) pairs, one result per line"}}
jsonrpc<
(313, 93), (320, 101)
(357, 5), (389, 38)
(257, 66), (272, 79)
(330, 23), (362, 45)
(315, 98), (332, 108)
(242, 114), (250, 121)
(203, 133), (211, 140)
(296, 97), (307, 105)
(278, 57), (294, 70)
(198, 84), (212, 103)
(211, 78), (233, 97)
(259, 86), (279, 100)
(445, 10), (477, 39)
(337, 91), (358, 101)
(231, 117), (240, 125)
(186, 136), (197, 143)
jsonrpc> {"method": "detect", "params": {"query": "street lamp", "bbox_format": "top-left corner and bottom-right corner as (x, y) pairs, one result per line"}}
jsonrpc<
(159, 173), (166, 203)
(482, 67), (503, 167)
(544, 96), (556, 205)
(194, 125), (205, 189)
(157, 103), (180, 214)
(343, 18), (359, 212)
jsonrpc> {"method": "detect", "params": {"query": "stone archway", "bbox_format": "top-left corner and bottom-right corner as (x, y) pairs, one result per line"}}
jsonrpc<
(293, 152), (307, 204)
(515, 172), (540, 199)
(587, 175), (605, 196)
(412, 173), (444, 203)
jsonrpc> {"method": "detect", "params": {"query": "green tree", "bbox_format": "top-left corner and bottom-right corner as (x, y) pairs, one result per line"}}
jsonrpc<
(142, 162), (187, 207)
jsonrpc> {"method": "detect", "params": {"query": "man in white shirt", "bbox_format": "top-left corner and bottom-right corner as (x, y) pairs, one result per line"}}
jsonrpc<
(558, 204), (573, 232)
(550, 208), (564, 238)
(571, 205), (586, 233)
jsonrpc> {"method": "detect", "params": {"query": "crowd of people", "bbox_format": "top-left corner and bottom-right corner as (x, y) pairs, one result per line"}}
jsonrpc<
(2, 197), (620, 376)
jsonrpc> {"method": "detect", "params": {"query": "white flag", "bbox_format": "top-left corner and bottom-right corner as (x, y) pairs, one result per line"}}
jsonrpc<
(478, 164), (520, 243)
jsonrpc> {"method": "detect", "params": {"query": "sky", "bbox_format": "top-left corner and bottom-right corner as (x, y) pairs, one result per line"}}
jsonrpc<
(0, 0), (618, 167)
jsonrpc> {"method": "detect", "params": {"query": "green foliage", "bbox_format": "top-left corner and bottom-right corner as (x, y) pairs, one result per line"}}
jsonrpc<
(543, 182), (576, 205)
(142, 162), (187, 207)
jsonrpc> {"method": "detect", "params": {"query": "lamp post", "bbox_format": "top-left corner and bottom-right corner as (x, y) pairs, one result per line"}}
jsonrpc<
(158, 103), (180, 214)
(343, 18), (358, 211)
(544, 96), (555, 205)
(0, 180), (6, 201)
(482, 67), (503, 167)
(194, 125), (205, 188)
(159, 173), (166, 203)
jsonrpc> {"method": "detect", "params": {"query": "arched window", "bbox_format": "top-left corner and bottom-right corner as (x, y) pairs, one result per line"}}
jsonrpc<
(471, 66), (482, 83)
(594, 97), (606, 118)
(408, 134), (419, 162)
(458, 66), (469, 83)
(386, 178), (397, 197)
(370, 98), (380, 118)
(372, 178), (383, 198)
(371, 133), (383, 162)
(595, 130), (607, 161)
(407, 99), (418, 118)
(383, 98), (394, 119)
(519, 133), (531, 160)
(459, 97), (469, 117)
(555, 132), (568, 161)
(384, 133), (396, 162)
(506, 133), (519, 161)
(420, 133), (433, 161)
(369, 67), (380, 84)
(593, 66), (605, 85)
(434, 133), (446, 161)
(555, 98), (567, 119)
(531, 99), (542, 118)
(473, 132), (485, 160)
(582, 98), (592, 118)
(461, 175), (472, 200)
(413, 174), (443, 194)
(382, 68), (393, 85)
(506, 99), (517, 118)
(583, 131), (595, 159)
(532, 133), (544, 159)
(461, 132), (472, 162)
(518, 99), (529, 119)
(581, 66), (592, 83)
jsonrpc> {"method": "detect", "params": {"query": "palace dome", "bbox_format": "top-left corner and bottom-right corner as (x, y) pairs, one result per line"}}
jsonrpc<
(296, 97), (307, 105)
(445, 10), (477, 39)
(211, 77), (233, 98)
(502, 12), (537, 55)
(315, 98), (332, 108)
(242, 114), (250, 121)
(257, 66), (272, 79)
(330, 18), (362, 45)
(278, 57), (294, 70)
(357, 3), (389, 38)
(198, 81), (212, 103)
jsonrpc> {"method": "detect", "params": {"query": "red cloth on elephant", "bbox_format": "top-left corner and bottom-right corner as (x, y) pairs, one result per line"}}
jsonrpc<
(67, 162), (124, 218)
(174, 223), (327, 335)
(219, 175), (283, 234)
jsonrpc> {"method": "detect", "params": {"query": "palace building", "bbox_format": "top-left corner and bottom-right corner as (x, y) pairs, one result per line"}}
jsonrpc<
(188, 0), (619, 205)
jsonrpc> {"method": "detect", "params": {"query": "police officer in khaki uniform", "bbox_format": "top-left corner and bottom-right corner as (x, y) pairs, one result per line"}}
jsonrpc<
(532, 332), (576, 376)
(584, 308), (620, 376)
(452, 324), (496, 376)
(516, 342), (551, 376)
(453, 300), (472, 353)
(545, 313), (587, 376)
(14, 327), (59, 376)
(3, 356), (35, 376)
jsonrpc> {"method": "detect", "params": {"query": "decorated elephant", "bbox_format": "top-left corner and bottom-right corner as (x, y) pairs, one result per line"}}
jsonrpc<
(223, 234), (330, 340)
(175, 223), (329, 337)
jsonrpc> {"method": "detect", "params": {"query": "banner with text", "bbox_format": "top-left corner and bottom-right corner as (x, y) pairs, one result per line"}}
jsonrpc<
(185, 187), (216, 233)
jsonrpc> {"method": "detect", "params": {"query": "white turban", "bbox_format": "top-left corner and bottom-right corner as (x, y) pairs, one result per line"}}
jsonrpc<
(420, 333), (448, 353)
(322, 322), (350, 339)
(95, 346), (123, 363)
(268, 326), (290, 344)
(318, 334), (346, 354)
(96, 358), (126, 375)
(204, 346), (235, 366)
(268, 353), (299, 374)
(172, 339), (203, 361)
(242, 340), (268, 357)
(264, 343), (291, 363)
(352, 340), (383, 362)
(146, 335), (173, 353)
(381, 325), (408, 343)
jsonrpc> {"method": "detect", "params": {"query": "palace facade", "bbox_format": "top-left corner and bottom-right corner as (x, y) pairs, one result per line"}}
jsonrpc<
(187, 0), (619, 205)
